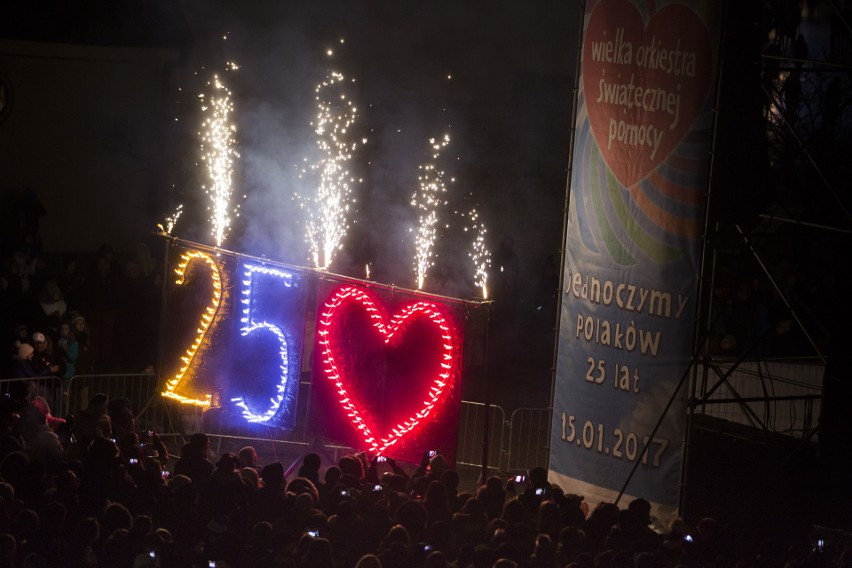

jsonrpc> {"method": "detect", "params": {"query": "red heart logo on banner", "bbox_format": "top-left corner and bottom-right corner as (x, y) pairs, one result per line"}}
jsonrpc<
(583, 0), (713, 188)
(317, 286), (455, 454)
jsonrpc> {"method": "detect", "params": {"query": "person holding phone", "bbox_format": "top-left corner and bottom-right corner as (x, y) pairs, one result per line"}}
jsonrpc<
(518, 467), (553, 518)
(412, 449), (447, 491)
(365, 454), (409, 486)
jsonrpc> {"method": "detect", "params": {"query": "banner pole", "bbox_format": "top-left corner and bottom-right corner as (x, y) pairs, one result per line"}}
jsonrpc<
(480, 301), (492, 485)
(549, 0), (586, 418)
(679, 0), (730, 519)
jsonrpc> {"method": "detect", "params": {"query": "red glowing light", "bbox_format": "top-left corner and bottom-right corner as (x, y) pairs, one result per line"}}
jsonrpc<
(318, 285), (457, 454)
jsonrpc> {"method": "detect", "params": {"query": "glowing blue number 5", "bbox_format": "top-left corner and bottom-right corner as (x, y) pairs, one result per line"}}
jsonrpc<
(230, 263), (294, 423)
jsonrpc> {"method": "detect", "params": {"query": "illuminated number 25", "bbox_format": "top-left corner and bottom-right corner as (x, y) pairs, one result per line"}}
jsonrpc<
(230, 263), (297, 424)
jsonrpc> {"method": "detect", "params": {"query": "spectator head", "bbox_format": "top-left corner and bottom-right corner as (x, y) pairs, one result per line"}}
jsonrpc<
(238, 446), (258, 468)
(627, 497), (652, 526)
(17, 343), (34, 360)
(0, 482), (15, 504)
(486, 475), (505, 493)
(697, 516), (719, 543)
(251, 521), (273, 548)
(0, 533), (15, 564)
(130, 514), (152, 538)
(440, 468), (459, 491)
(424, 479), (448, 505)
(31, 332), (46, 351)
(354, 554), (382, 568)
(301, 536), (335, 568)
(216, 453), (240, 471)
(13, 509), (40, 543)
(88, 393), (109, 410)
(261, 461), (285, 491)
(241, 467), (260, 488)
(295, 491), (316, 517)
(533, 533), (557, 565)
(1, 451), (30, 487)
(302, 452), (321, 471)
(155, 527), (173, 545)
(669, 517), (691, 539)
(107, 398), (135, 438)
(59, 322), (73, 340)
(186, 432), (209, 457)
(558, 526), (586, 556)
(71, 314), (87, 332)
(75, 517), (100, 545)
(412, 476), (431, 499)
(22, 552), (51, 567)
(383, 524), (411, 551)
(298, 452), (322, 483)
(396, 501), (427, 534)
(167, 474), (192, 492)
(207, 515), (230, 535)
(528, 466), (548, 486)
(428, 453), (447, 477)
(459, 495), (485, 516)
(324, 465), (342, 487)
(338, 455), (364, 480)
(287, 477), (319, 504)
(424, 550), (449, 568)
(104, 502), (132, 533)
(501, 499), (524, 525)
(635, 552), (661, 568)
(382, 472), (407, 493)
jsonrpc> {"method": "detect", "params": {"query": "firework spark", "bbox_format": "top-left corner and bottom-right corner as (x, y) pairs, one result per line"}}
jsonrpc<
(465, 208), (491, 299)
(200, 73), (239, 247)
(298, 65), (362, 270)
(157, 204), (184, 235)
(412, 134), (451, 290)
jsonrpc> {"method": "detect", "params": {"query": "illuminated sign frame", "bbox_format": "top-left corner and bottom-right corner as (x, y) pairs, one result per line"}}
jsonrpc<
(160, 243), (473, 456)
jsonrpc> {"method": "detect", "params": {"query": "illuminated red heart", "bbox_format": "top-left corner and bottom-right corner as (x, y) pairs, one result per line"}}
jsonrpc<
(583, 0), (713, 188)
(317, 286), (455, 454)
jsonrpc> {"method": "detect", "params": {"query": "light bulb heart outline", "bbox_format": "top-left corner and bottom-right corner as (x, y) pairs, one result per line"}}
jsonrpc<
(317, 285), (456, 454)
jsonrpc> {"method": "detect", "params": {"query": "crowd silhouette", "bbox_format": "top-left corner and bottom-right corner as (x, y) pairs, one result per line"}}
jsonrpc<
(0, 386), (849, 567)
(2, 189), (162, 379)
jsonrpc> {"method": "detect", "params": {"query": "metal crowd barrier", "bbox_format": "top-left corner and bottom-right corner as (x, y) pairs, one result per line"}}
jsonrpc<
(3, 373), (557, 476)
(65, 373), (160, 416)
(0, 376), (65, 416)
(506, 406), (553, 473)
(140, 380), (359, 462)
(455, 401), (507, 472)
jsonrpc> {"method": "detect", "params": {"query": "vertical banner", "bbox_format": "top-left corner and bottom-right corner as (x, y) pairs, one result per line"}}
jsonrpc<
(551, 0), (719, 518)
(310, 281), (465, 465)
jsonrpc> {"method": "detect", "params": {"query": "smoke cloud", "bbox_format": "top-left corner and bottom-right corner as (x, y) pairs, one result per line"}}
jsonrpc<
(176, 0), (579, 299)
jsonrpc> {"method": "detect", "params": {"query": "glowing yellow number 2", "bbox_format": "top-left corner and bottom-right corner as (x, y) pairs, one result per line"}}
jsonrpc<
(161, 250), (224, 407)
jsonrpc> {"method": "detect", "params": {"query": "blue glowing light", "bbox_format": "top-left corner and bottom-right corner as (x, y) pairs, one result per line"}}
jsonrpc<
(230, 263), (296, 423)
